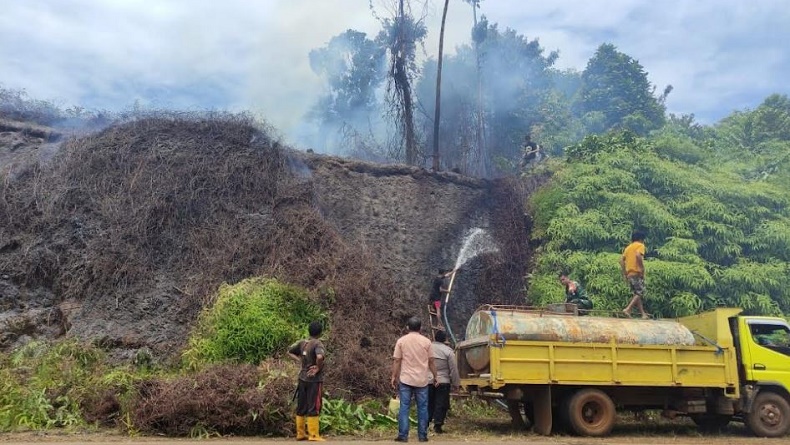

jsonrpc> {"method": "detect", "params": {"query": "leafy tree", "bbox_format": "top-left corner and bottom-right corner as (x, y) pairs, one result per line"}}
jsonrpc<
(529, 130), (790, 317)
(307, 30), (386, 153)
(309, 30), (386, 123)
(415, 18), (559, 173)
(576, 43), (668, 135)
(711, 94), (790, 191)
(479, 21), (558, 166)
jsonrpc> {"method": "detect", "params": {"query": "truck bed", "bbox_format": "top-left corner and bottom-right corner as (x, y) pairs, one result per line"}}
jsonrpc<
(458, 335), (739, 391)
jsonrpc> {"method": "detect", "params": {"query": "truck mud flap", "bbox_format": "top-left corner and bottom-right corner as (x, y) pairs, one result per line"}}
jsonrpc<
(533, 385), (552, 435)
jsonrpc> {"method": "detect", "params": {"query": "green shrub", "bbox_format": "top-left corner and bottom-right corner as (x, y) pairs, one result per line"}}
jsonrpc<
(528, 130), (790, 317)
(319, 397), (396, 435)
(0, 340), (104, 431)
(182, 277), (326, 367)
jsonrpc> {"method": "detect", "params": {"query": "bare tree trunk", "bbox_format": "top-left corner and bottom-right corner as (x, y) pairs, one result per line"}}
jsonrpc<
(395, 0), (418, 165)
(431, 0), (450, 171)
(472, 3), (488, 176)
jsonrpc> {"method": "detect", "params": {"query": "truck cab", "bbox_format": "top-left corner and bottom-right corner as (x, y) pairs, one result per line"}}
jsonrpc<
(738, 316), (790, 385)
(734, 315), (790, 436)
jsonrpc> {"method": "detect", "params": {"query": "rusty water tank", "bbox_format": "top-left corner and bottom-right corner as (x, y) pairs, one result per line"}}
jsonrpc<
(463, 308), (696, 372)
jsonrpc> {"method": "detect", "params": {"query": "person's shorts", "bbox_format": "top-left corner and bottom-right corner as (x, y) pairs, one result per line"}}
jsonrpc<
(432, 301), (441, 312)
(627, 275), (645, 297)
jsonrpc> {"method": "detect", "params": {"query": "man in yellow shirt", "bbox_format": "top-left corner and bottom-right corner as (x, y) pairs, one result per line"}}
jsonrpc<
(620, 231), (648, 319)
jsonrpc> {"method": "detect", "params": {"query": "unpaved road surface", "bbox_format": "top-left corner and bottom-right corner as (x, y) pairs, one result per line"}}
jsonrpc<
(0, 433), (786, 445)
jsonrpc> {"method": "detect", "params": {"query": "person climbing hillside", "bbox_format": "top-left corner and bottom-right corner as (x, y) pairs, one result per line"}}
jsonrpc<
(620, 231), (649, 319)
(559, 273), (593, 314)
(520, 134), (543, 169)
(287, 321), (326, 441)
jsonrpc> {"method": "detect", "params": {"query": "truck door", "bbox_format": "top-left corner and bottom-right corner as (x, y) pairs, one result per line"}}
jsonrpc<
(742, 319), (790, 387)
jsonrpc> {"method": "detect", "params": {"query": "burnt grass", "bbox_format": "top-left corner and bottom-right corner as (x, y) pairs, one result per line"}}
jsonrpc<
(0, 114), (534, 418)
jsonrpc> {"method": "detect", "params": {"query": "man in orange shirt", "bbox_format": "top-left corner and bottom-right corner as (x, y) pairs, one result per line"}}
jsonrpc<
(620, 230), (648, 319)
(391, 316), (437, 442)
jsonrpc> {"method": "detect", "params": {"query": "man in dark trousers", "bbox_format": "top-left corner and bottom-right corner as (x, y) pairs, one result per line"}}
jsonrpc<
(288, 321), (326, 441)
(429, 269), (453, 324)
(428, 330), (460, 434)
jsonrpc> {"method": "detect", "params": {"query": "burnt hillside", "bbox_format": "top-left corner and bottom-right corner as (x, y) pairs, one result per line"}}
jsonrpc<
(0, 115), (534, 394)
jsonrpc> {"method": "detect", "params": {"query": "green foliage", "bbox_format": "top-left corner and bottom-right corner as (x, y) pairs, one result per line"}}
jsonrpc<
(576, 43), (668, 134)
(182, 278), (326, 367)
(319, 398), (396, 435)
(308, 30), (386, 129)
(529, 127), (790, 317)
(451, 396), (502, 419)
(715, 94), (790, 154)
(0, 340), (105, 431)
(413, 16), (562, 172)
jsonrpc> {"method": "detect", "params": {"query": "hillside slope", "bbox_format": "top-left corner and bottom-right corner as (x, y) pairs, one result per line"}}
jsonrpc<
(0, 115), (532, 393)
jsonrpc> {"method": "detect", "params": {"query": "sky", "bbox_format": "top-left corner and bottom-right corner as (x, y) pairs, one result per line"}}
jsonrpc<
(1, 0), (788, 141)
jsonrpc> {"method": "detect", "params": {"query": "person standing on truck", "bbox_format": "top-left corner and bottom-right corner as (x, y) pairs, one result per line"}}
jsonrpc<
(620, 230), (649, 319)
(287, 321), (326, 441)
(559, 274), (593, 314)
(428, 330), (460, 434)
(391, 316), (438, 443)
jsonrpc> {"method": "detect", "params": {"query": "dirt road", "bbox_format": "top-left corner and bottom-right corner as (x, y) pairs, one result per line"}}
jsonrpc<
(0, 432), (785, 445)
(0, 439), (783, 445)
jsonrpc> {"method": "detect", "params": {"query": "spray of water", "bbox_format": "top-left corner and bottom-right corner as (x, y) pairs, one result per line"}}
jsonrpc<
(444, 228), (499, 346)
(454, 228), (499, 270)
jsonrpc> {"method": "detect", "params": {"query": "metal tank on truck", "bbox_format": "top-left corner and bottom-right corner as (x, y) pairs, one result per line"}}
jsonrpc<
(463, 306), (696, 373)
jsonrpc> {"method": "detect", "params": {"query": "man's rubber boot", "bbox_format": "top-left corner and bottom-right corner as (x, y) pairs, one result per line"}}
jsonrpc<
(295, 416), (307, 441)
(307, 416), (325, 441)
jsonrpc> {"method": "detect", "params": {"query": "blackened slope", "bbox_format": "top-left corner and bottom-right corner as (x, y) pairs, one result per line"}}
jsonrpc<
(0, 115), (537, 396)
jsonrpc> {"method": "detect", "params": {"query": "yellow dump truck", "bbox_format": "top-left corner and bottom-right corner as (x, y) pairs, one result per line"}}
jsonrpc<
(456, 306), (790, 437)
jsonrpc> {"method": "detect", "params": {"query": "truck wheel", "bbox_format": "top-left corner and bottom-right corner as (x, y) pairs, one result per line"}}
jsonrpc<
(565, 389), (616, 436)
(690, 414), (731, 433)
(746, 391), (790, 437)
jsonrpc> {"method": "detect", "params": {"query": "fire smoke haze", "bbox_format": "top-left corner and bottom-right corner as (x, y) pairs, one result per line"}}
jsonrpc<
(1, 0), (788, 144)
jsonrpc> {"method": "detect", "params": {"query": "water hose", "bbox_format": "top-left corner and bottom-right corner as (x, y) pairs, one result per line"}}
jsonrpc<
(442, 269), (459, 346)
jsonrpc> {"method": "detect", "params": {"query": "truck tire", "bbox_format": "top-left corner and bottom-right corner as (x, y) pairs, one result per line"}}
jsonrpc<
(565, 389), (616, 436)
(746, 391), (790, 437)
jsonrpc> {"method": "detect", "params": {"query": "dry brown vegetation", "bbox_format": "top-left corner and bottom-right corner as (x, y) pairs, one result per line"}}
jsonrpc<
(0, 113), (413, 397)
(0, 109), (536, 426)
(130, 363), (294, 436)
